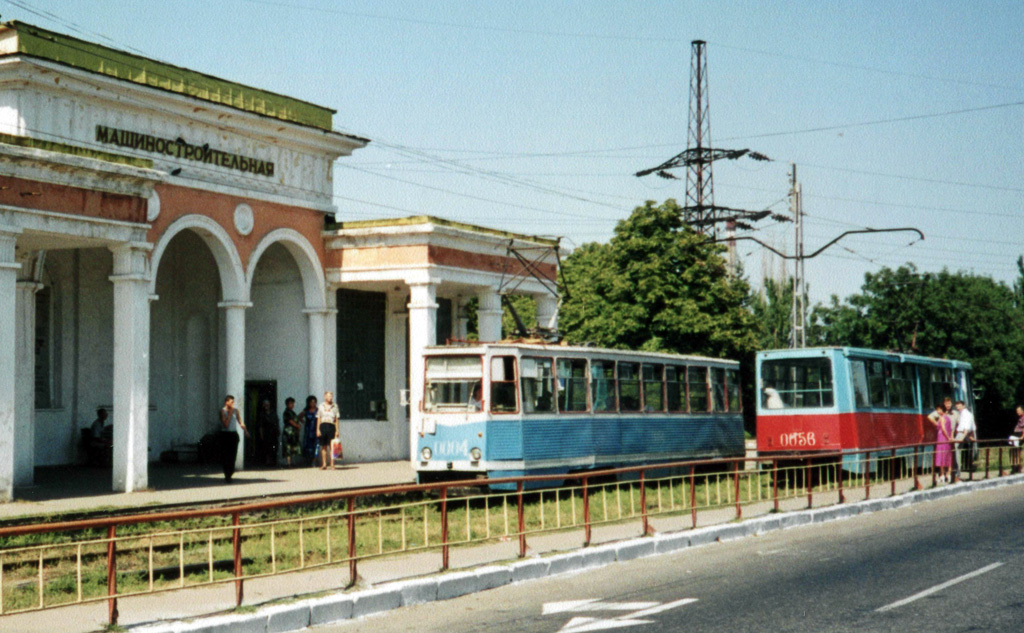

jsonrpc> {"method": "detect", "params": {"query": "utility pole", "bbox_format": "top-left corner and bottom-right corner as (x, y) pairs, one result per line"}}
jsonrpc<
(790, 164), (806, 348)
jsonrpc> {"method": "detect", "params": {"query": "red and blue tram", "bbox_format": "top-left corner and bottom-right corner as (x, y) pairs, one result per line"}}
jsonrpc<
(756, 347), (973, 469)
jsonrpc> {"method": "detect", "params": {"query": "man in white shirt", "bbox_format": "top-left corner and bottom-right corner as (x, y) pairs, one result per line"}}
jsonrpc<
(954, 400), (976, 479)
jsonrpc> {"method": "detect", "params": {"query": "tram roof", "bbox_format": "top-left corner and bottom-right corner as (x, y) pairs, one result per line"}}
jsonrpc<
(756, 346), (972, 369)
(424, 342), (740, 367)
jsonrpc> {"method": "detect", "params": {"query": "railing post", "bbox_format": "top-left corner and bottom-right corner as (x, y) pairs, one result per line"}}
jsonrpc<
(517, 481), (526, 558)
(232, 512), (243, 606)
(890, 448), (896, 497)
(985, 444), (990, 479)
(689, 465), (697, 528)
(440, 487), (450, 570)
(968, 440), (974, 481)
(107, 525), (118, 627)
(836, 458), (845, 503)
(999, 445), (1005, 477)
(734, 461), (742, 519)
(347, 497), (357, 586)
(805, 458), (812, 509)
(913, 444), (920, 490)
(864, 453), (871, 499)
(932, 442), (938, 486)
(640, 469), (650, 536)
(582, 477), (591, 546)
(772, 460), (779, 513)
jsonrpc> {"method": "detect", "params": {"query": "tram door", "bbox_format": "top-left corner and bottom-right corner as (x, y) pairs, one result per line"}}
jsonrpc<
(244, 380), (277, 467)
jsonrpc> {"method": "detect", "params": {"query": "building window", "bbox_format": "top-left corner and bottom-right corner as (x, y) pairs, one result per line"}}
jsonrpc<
(337, 289), (386, 420)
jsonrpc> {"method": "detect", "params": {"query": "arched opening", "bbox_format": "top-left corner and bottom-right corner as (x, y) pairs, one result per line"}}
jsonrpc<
(245, 242), (309, 465)
(150, 230), (223, 457)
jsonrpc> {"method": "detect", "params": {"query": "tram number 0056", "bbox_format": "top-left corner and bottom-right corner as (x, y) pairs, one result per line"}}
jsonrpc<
(779, 431), (817, 448)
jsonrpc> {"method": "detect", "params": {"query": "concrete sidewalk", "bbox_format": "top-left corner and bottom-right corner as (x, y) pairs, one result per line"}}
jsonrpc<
(0, 460), (416, 521)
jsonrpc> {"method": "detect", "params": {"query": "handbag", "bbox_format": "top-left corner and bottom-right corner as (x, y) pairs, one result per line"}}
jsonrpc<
(331, 438), (343, 459)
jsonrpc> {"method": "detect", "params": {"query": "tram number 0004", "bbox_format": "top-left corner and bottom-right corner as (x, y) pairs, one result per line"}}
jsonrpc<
(779, 431), (817, 448)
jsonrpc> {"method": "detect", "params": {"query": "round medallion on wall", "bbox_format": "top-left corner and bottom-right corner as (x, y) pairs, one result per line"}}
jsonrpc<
(146, 190), (161, 223)
(233, 203), (254, 236)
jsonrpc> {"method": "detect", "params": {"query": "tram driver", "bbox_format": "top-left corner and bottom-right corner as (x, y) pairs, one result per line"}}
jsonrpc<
(763, 386), (784, 410)
(468, 383), (483, 411)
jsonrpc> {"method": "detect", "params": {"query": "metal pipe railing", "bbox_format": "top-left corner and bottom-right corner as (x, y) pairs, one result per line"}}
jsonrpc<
(0, 438), (1014, 624)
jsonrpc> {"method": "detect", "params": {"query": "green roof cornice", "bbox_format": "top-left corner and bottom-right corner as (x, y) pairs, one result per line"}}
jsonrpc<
(0, 21), (335, 131)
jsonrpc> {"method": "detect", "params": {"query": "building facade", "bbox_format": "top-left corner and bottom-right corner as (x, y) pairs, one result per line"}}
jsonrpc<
(0, 22), (558, 500)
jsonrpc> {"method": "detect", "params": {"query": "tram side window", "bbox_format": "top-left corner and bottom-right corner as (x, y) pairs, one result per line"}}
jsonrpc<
(710, 368), (726, 412)
(726, 368), (741, 412)
(867, 360), (887, 407)
(521, 357), (555, 414)
(887, 363), (916, 410)
(591, 361), (617, 412)
(688, 366), (709, 413)
(850, 360), (871, 408)
(557, 358), (589, 412)
(618, 362), (642, 412)
(665, 366), (685, 412)
(490, 356), (518, 413)
(929, 367), (954, 408)
(642, 364), (665, 412)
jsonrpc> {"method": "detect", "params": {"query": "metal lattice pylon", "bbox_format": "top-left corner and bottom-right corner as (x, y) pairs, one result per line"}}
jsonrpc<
(685, 40), (716, 236)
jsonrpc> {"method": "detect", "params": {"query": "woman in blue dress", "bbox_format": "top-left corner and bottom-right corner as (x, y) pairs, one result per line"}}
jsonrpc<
(301, 395), (319, 467)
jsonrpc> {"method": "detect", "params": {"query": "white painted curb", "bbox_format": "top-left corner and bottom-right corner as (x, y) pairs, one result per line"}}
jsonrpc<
(129, 473), (1024, 633)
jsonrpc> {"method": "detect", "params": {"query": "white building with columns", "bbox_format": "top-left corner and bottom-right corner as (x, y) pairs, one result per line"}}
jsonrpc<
(0, 22), (559, 500)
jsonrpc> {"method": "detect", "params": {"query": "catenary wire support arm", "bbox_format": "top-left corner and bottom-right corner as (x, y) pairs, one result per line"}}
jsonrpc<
(711, 227), (924, 260)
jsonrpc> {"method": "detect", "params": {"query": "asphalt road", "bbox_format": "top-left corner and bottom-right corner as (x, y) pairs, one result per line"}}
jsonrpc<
(320, 483), (1024, 633)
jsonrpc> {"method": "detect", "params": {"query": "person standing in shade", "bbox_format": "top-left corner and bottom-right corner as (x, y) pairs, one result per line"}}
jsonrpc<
(953, 400), (976, 479)
(219, 395), (250, 482)
(257, 399), (280, 466)
(281, 397), (302, 467)
(301, 395), (319, 467)
(317, 391), (341, 470)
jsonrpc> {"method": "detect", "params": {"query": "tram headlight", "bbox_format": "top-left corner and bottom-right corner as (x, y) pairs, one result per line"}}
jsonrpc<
(420, 447), (432, 461)
(470, 447), (482, 461)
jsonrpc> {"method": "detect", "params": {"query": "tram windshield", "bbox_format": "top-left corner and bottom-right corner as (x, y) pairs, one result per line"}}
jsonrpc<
(425, 356), (482, 412)
(761, 357), (834, 409)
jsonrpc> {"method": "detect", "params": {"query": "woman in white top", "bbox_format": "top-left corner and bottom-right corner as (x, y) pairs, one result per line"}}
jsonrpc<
(316, 391), (341, 469)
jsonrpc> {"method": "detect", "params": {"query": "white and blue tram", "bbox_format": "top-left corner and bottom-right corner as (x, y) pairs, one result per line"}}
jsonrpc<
(414, 343), (745, 487)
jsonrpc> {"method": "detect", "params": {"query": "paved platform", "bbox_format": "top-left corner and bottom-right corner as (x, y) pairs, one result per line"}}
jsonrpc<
(0, 460), (417, 521)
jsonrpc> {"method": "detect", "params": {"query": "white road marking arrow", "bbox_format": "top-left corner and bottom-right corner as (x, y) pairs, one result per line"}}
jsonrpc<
(548, 598), (699, 633)
(543, 600), (660, 615)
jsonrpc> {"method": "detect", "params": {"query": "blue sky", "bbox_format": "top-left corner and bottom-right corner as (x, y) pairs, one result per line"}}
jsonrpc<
(16, 0), (1024, 303)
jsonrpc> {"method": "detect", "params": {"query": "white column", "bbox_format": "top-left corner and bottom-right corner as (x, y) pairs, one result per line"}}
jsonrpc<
(0, 227), (22, 501)
(220, 301), (250, 471)
(477, 289), (503, 342)
(407, 281), (438, 462)
(110, 242), (152, 493)
(535, 294), (559, 333)
(323, 291), (338, 397)
(14, 274), (42, 486)
(306, 309), (327, 400)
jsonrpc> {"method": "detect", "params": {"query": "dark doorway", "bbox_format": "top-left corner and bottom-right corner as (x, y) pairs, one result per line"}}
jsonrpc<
(244, 380), (277, 467)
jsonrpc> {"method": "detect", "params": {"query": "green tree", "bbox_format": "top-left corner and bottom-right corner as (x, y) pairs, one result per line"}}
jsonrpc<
(811, 264), (1024, 429)
(751, 277), (794, 349)
(558, 199), (759, 359)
